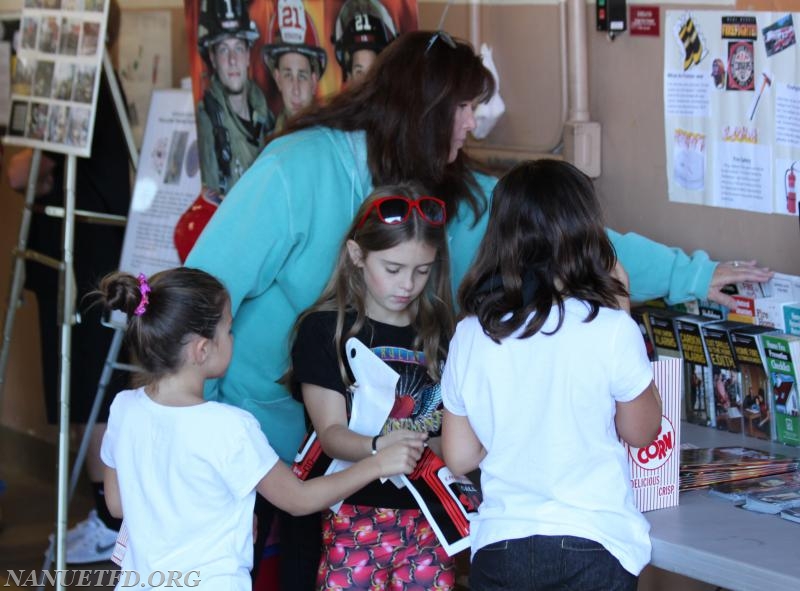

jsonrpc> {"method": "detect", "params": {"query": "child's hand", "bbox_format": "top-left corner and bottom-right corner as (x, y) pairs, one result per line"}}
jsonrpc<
(376, 428), (427, 450)
(373, 432), (426, 477)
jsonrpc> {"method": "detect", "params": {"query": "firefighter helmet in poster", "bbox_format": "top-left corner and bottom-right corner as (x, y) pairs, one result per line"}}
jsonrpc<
(175, 0), (417, 261)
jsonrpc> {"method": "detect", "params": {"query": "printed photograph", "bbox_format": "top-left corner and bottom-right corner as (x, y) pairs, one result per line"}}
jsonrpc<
(38, 16), (61, 54)
(85, 0), (106, 12)
(8, 101), (30, 136)
(52, 62), (76, 100)
(47, 104), (69, 143)
(80, 21), (100, 56)
(12, 57), (35, 96)
(33, 60), (55, 98)
(67, 106), (91, 148)
(72, 65), (96, 102)
(763, 14), (796, 57)
(164, 130), (189, 185)
(59, 17), (82, 55)
(20, 16), (38, 51)
(27, 102), (49, 140)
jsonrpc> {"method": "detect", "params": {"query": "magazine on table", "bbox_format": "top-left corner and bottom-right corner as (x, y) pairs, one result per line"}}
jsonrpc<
(708, 472), (800, 504)
(680, 446), (800, 490)
(779, 506), (800, 524)
(742, 485), (800, 514)
(291, 337), (480, 554)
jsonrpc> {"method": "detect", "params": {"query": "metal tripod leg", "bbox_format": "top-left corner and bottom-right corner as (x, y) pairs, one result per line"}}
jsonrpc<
(37, 325), (129, 584)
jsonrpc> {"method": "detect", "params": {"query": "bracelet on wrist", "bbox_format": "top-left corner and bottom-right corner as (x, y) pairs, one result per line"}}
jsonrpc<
(371, 435), (380, 456)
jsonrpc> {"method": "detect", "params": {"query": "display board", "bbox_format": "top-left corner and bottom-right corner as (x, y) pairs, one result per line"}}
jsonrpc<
(4, 0), (110, 157)
(117, 89), (199, 282)
(664, 10), (800, 217)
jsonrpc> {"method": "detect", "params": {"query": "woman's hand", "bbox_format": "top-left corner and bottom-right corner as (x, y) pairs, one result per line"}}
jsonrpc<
(706, 260), (773, 309)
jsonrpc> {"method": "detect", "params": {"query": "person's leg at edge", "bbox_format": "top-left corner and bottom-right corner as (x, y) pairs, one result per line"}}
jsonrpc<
(278, 508), (322, 590)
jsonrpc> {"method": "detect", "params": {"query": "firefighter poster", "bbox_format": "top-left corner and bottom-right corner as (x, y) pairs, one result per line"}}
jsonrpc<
(173, 0), (418, 260)
(664, 10), (800, 217)
(4, 0), (108, 158)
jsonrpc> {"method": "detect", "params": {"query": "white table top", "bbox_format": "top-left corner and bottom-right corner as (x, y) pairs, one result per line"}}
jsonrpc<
(646, 423), (800, 591)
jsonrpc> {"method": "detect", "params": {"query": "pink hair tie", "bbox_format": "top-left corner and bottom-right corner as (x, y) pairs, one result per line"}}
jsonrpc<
(134, 273), (151, 316)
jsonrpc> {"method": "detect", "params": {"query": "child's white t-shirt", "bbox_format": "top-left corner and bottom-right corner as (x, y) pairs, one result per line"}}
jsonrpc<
(442, 299), (654, 575)
(101, 387), (279, 590)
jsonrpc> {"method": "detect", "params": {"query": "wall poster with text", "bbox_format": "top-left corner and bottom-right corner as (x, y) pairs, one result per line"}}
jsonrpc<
(665, 10), (800, 217)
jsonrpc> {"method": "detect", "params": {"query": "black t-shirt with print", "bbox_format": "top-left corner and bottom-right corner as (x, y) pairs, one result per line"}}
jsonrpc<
(291, 310), (443, 508)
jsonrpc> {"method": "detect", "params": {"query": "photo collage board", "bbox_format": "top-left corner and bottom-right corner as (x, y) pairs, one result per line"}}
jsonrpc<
(4, 0), (108, 157)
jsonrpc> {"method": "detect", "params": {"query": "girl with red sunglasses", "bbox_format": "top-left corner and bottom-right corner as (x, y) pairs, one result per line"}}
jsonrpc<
(284, 183), (457, 590)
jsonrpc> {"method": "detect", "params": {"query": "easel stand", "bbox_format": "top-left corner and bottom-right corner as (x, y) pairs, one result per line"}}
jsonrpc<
(0, 49), (138, 591)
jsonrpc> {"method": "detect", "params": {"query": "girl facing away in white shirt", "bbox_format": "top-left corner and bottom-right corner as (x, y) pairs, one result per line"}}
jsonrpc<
(95, 267), (425, 591)
(441, 159), (663, 591)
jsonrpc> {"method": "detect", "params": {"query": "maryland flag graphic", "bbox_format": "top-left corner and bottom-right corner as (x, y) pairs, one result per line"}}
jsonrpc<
(678, 15), (706, 70)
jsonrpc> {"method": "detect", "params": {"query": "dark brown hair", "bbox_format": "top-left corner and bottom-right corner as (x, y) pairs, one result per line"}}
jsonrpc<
(285, 183), (454, 389)
(458, 159), (628, 342)
(94, 267), (229, 384)
(275, 30), (495, 225)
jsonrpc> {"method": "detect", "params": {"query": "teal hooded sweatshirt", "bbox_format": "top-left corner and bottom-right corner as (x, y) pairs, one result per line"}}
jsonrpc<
(187, 128), (717, 462)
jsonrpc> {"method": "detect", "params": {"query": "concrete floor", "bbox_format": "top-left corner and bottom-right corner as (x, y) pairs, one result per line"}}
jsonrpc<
(0, 426), (116, 590)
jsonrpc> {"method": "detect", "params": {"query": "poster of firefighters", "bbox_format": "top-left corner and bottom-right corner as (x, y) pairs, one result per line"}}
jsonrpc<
(174, 0), (418, 260)
(664, 10), (800, 217)
(4, 0), (109, 157)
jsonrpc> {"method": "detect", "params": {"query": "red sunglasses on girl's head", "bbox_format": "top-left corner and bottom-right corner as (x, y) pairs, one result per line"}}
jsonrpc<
(356, 196), (447, 229)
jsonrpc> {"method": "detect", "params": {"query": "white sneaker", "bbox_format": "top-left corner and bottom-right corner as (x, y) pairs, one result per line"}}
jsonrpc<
(45, 510), (119, 564)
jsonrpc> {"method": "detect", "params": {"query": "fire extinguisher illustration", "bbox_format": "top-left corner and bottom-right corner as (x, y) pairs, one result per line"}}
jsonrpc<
(786, 163), (797, 214)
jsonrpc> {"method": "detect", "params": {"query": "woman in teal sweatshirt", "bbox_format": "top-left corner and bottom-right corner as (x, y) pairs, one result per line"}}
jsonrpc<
(186, 31), (770, 588)
(187, 32), (768, 464)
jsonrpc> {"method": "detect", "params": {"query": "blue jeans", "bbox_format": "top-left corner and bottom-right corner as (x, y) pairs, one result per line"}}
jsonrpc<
(470, 534), (638, 591)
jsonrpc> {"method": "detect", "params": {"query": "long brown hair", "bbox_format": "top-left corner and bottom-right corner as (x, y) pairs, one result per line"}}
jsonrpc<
(458, 160), (628, 343)
(275, 30), (495, 225)
(285, 183), (454, 389)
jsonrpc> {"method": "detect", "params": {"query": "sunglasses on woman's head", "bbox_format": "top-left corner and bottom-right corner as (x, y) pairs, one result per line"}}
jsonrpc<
(357, 196), (447, 229)
(425, 30), (457, 54)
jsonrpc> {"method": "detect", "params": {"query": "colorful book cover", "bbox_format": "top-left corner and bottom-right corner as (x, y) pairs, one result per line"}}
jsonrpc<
(645, 307), (684, 359)
(730, 325), (778, 440)
(631, 306), (658, 361)
(674, 314), (716, 427)
(702, 321), (747, 436)
(697, 299), (728, 321)
(782, 302), (800, 336)
(761, 334), (800, 446)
